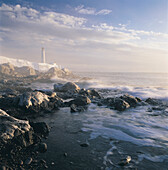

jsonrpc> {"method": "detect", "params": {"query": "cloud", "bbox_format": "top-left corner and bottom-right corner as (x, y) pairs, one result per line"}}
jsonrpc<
(96, 9), (112, 15)
(0, 3), (168, 72)
(75, 5), (112, 15)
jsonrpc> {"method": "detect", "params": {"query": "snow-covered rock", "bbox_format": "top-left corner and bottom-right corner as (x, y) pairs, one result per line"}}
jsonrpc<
(0, 56), (59, 72)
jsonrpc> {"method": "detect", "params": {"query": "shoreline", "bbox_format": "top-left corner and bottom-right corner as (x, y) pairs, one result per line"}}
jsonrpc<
(0, 73), (168, 169)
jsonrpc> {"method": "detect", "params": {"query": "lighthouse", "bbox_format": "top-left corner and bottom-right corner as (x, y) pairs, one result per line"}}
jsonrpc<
(41, 47), (46, 63)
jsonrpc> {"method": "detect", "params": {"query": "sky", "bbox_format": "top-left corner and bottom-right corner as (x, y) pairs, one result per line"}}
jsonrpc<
(0, 0), (168, 72)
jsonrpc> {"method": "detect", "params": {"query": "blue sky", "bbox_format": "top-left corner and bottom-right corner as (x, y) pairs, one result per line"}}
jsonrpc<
(0, 0), (168, 72)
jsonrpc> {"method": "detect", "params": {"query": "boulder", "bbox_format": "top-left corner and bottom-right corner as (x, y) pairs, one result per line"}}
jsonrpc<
(30, 122), (50, 135)
(17, 91), (63, 113)
(101, 97), (130, 111)
(112, 98), (130, 111)
(0, 109), (32, 145)
(145, 98), (162, 105)
(79, 88), (101, 99)
(70, 96), (91, 106)
(0, 63), (15, 75)
(54, 82), (80, 92)
(38, 143), (47, 153)
(18, 91), (49, 109)
(70, 104), (87, 113)
(120, 94), (139, 107)
(15, 66), (38, 76)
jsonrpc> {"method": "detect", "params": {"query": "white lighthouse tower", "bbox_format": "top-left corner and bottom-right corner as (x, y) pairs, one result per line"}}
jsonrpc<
(41, 47), (46, 63)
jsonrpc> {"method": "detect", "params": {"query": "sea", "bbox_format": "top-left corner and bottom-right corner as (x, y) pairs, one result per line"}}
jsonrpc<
(32, 72), (168, 169)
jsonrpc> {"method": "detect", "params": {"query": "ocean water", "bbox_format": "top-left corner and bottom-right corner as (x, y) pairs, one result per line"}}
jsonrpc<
(75, 72), (168, 100)
(34, 72), (168, 169)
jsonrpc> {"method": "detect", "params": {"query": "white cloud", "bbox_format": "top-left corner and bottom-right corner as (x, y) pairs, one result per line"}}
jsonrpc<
(0, 3), (168, 72)
(96, 9), (112, 15)
(75, 5), (112, 15)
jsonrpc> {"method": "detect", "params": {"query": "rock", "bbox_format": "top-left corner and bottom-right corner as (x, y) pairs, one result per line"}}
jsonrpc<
(30, 122), (50, 135)
(79, 89), (101, 99)
(118, 156), (131, 166)
(64, 153), (68, 157)
(40, 159), (46, 164)
(40, 67), (74, 80)
(152, 106), (165, 111)
(145, 98), (162, 105)
(25, 157), (33, 165)
(87, 89), (101, 99)
(70, 96), (91, 106)
(0, 63), (38, 77)
(102, 97), (130, 111)
(70, 104), (87, 113)
(120, 94), (139, 107)
(18, 91), (49, 109)
(113, 98), (130, 111)
(0, 166), (6, 170)
(17, 91), (62, 112)
(80, 142), (90, 147)
(54, 82), (80, 92)
(135, 97), (142, 102)
(38, 143), (47, 153)
(0, 63), (15, 75)
(0, 109), (31, 142)
(15, 66), (38, 76)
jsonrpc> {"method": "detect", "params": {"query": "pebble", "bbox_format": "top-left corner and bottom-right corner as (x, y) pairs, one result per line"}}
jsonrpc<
(0, 166), (6, 170)
(20, 160), (23, 165)
(38, 143), (47, 153)
(80, 143), (89, 147)
(64, 153), (68, 157)
(51, 162), (55, 165)
(118, 156), (131, 166)
(25, 157), (33, 165)
(40, 159), (46, 164)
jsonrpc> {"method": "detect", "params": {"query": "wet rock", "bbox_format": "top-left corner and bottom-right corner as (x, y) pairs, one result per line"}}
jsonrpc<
(0, 109), (31, 142)
(113, 98), (130, 111)
(145, 98), (162, 105)
(40, 159), (46, 164)
(18, 91), (49, 109)
(30, 122), (50, 136)
(14, 130), (34, 147)
(147, 108), (153, 112)
(64, 153), (68, 157)
(0, 166), (6, 170)
(79, 89), (101, 99)
(25, 157), (32, 165)
(120, 94), (139, 107)
(70, 104), (87, 113)
(87, 89), (102, 99)
(135, 97), (142, 102)
(69, 96), (91, 106)
(152, 106), (165, 111)
(54, 82), (80, 92)
(102, 97), (130, 111)
(17, 91), (63, 113)
(118, 156), (131, 166)
(80, 142), (90, 147)
(38, 143), (47, 153)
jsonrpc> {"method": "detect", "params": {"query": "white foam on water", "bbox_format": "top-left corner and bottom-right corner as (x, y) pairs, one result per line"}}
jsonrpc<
(138, 153), (168, 163)
(81, 105), (168, 148)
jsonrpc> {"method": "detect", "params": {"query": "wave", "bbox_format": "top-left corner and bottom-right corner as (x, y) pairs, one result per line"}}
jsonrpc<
(74, 78), (168, 100)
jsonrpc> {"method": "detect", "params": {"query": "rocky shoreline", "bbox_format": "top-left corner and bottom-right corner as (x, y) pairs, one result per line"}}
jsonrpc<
(0, 69), (168, 169)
